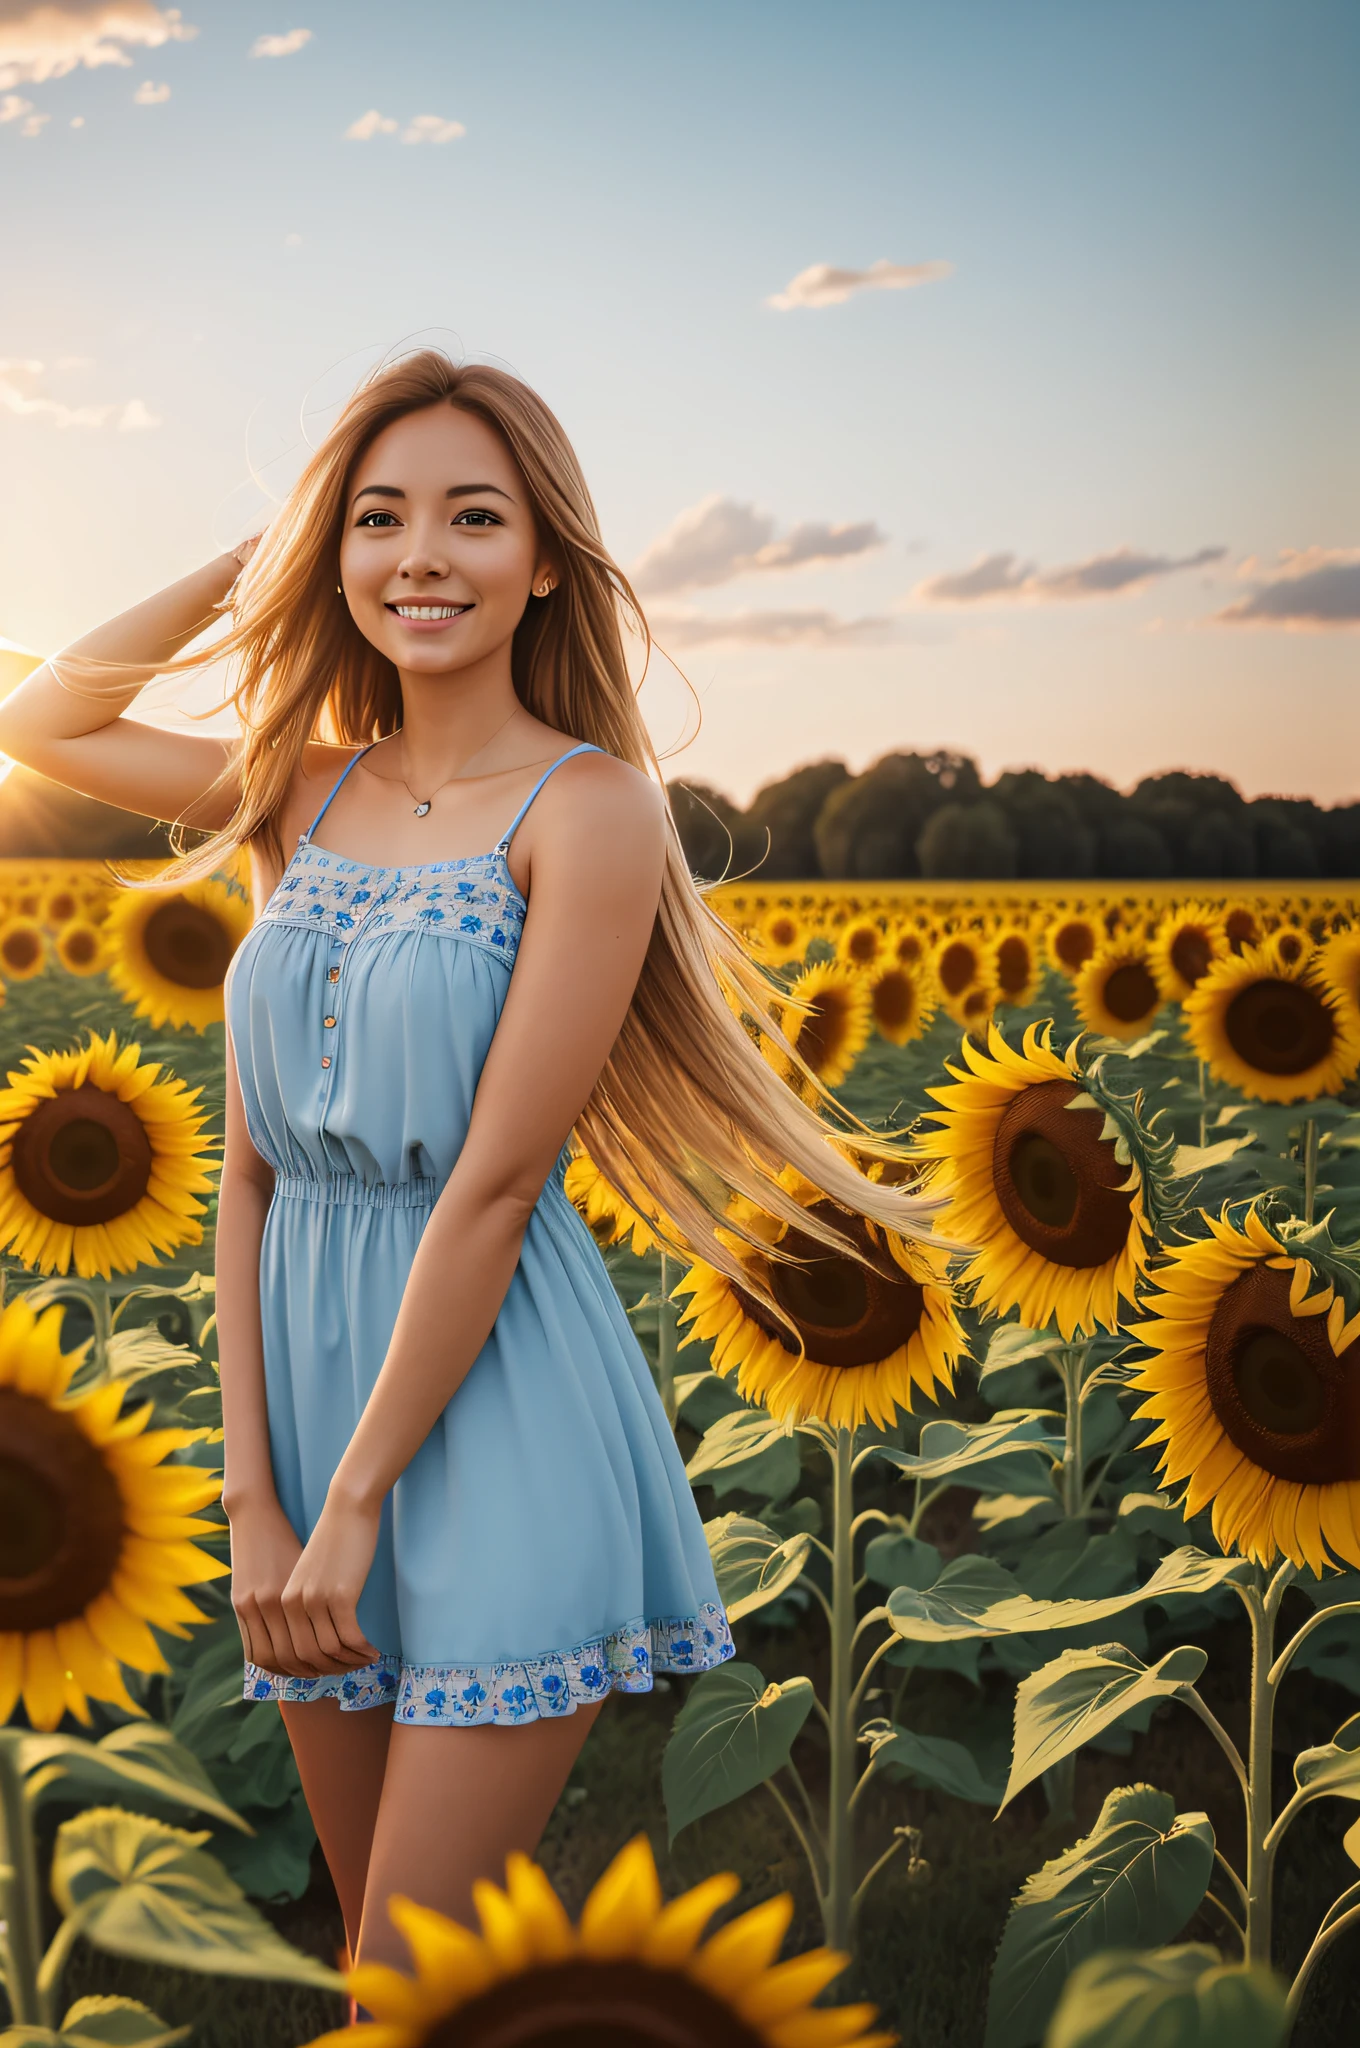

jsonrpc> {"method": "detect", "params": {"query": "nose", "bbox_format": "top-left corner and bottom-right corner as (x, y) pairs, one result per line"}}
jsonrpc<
(397, 536), (451, 581)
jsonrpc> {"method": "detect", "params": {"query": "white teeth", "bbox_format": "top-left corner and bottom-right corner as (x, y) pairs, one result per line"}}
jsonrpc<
(393, 604), (468, 619)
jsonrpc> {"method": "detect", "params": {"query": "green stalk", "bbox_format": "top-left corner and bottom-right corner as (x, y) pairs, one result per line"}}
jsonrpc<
(825, 1426), (856, 1950)
(656, 1251), (677, 1428)
(89, 1276), (112, 1378)
(0, 1735), (42, 2027)
(1300, 1119), (1319, 1228)
(1197, 1058), (1208, 1149)
(1045, 1347), (1087, 1823)
(1242, 1571), (1280, 1966)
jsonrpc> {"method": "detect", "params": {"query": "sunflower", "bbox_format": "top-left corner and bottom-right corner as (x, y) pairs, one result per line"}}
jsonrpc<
(1045, 912), (1099, 979)
(0, 916), (47, 981)
(766, 960), (873, 1090)
(675, 1175), (963, 1430)
(1074, 941), (1164, 1041)
(309, 1834), (889, 2048)
(866, 961), (937, 1048)
(838, 916), (889, 972)
(564, 1150), (667, 1258)
(888, 921), (932, 972)
(914, 1022), (1152, 1338)
(988, 927), (1042, 1008)
(0, 1293), (227, 1732)
(1224, 905), (1261, 954)
(1318, 930), (1360, 1011)
(1262, 928), (1313, 973)
(41, 882), (83, 929)
(933, 932), (987, 1011)
(103, 879), (252, 1031)
(757, 906), (808, 966)
(0, 1032), (217, 1278)
(1127, 1209), (1360, 1573)
(1150, 902), (1228, 1003)
(1184, 947), (1360, 1105)
(56, 922), (105, 978)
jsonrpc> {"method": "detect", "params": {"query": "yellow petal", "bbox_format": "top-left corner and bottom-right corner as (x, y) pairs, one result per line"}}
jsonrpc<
(503, 1852), (575, 1963)
(736, 1947), (852, 2023)
(386, 1894), (497, 2006)
(641, 1871), (743, 1968)
(21, 1631), (70, 1732)
(578, 1835), (664, 1958)
(689, 1894), (794, 1998)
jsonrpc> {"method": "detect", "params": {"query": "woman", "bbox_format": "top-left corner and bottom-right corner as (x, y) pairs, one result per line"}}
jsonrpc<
(0, 352), (936, 1974)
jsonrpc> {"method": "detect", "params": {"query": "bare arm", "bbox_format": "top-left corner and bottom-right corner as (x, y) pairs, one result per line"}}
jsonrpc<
(278, 753), (668, 1672)
(0, 552), (250, 829)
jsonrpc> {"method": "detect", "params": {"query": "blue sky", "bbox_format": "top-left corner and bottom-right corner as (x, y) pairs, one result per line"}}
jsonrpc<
(1, 0), (1356, 802)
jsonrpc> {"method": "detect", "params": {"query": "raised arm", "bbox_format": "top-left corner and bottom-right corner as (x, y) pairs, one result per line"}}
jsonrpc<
(277, 751), (668, 1673)
(0, 547), (254, 829)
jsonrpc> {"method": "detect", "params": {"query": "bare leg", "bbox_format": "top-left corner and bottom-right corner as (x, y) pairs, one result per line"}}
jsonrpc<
(356, 1701), (606, 1970)
(279, 1699), (394, 1958)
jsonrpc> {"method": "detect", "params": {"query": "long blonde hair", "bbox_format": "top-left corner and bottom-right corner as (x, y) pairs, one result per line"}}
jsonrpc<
(165, 350), (939, 1278)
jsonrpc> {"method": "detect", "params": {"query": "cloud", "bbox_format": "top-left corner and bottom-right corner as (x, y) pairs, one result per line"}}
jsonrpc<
(132, 76), (168, 101)
(401, 113), (464, 143)
(917, 543), (1226, 606)
(0, 359), (160, 429)
(632, 494), (885, 596)
(0, 87), (46, 131)
(0, 3), (194, 91)
(649, 607), (894, 649)
(345, 107), (397, 138)
(767, 257), (952, 311)
(1214, 548), (1360, 627)
(250, 27), (310, 57)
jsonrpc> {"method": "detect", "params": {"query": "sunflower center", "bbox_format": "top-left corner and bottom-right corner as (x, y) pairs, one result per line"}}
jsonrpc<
(996, 935), (1032, 996)
(142, 898), (235, 989)
(10, 1082), (154, 1226)
(63, 928), (100, 967)
(1054, 922), (1096, 971)
(738, 1203), (926, 1371)
(937, 940), (978, 995)
(424, 1958), (766, 2048)
(873, 970), (917, 1032)
(1226, 908), (1259, 952)
(3, 927), (41, 971)
(1205, 1263), (1359, 1484)
(795, 995), (846, 1072)
(1102, 962), (1159, 1024)
(1223, 979), (1334, 1077)
(992, 1080), (1135, 1269)
(846, 927), (878, 963)
(1170, 928), (1212, 986)
(0, 1387), (125, 1629)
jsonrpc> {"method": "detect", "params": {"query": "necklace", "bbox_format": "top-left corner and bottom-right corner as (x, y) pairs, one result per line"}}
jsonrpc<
(376, 708), (521, 817)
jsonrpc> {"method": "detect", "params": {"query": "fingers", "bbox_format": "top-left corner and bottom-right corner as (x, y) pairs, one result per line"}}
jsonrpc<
(280, 1585), (376, 1675)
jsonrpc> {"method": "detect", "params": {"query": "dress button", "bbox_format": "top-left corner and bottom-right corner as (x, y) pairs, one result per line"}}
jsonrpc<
(323, 1016), (336, 1028)
(320, 1055), (332, 1069)
(328, 967), (340, 983)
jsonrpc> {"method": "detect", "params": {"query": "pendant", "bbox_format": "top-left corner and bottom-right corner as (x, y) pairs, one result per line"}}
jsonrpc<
(413, 801), (431, 817)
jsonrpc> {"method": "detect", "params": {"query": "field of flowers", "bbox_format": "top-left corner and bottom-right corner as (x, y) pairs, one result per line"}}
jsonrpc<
(1, 856), (1358, 2047)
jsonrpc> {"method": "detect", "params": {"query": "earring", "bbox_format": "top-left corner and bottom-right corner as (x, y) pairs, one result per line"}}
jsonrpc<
(537, 581), (553, 597)
(336, 584), (343, 595)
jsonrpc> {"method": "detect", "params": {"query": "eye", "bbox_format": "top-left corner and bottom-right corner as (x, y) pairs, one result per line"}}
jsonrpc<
(356, 510), (399, 527)
(452, 509), (502, 527)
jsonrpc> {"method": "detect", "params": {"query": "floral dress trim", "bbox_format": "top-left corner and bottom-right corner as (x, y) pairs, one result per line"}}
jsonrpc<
(260, 843), (528, 967)
(243, 1603), (734, 1725)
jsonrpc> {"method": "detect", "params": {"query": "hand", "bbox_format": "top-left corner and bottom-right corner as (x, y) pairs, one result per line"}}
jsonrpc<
(278, 1488), (382, 1677)
(227, 1493), (307, 1675)
(230, 531), (264, 570)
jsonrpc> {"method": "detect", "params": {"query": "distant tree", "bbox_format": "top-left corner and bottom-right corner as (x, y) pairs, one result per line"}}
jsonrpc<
(1249, 799), (1322, 879)
(990, 770), (1097, 878)
(667, 782), (750, 882)
(917, 800), (1019, 880)
(1097, 817), (1174, 879)
(743, 759), (850, 879)
(1324, 804), (1360, 877)
(1184, 809), (1255, 878)
(814, 751), (982, 878)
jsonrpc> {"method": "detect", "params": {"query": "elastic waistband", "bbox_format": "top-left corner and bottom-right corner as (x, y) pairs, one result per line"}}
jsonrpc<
(274, 1173), (439, 1210)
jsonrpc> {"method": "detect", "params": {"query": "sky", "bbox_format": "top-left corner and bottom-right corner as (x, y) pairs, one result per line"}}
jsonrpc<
(1, 0), (1357, 806)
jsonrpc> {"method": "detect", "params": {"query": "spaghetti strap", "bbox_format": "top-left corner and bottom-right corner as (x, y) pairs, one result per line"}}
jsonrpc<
(300, 745), (376, 845)
(496, 743), (602, 851)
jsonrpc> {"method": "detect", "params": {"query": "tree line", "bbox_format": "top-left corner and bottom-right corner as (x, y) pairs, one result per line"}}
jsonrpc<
(667, 754), (1360, 884)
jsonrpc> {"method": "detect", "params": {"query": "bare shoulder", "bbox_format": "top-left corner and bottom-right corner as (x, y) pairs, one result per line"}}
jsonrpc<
(537, 749), (664, 853)
(276, 742), (360, 841)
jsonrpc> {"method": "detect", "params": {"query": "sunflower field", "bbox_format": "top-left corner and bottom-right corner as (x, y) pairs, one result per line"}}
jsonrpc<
(1, 857), (1359, 2048)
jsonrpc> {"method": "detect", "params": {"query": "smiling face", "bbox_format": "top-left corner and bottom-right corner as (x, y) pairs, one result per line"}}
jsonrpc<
(337, 402), (557, 677)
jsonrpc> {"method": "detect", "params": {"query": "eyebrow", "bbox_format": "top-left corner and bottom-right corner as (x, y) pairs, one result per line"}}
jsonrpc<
(352, 482), (514, 505)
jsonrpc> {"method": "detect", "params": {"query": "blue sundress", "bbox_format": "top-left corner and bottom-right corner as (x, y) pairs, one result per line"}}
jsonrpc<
(227, 742), (733, 1725)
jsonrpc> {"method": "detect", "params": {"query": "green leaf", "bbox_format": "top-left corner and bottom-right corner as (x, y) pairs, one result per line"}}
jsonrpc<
(1003, 1645), (1207, 1810)
(1291, 1712), (1360, 1807)
(59, 1997), (189, 2047)
(1043, 1946), (1289, 2048)
(684, 1409), (801, 1503)
(889, 1546), (1247, 1646)
(869, 1415), (1064, 1488)
(978, 1325), (1070, 1383)
(703, 1515), (811, 1622)
(674, 1370), (747, 1431)
(984, 1785), (1215, 2047)
(867, 1724), (1003, 1806)
(21, 1727), (250, 1834)
(50, 1808), (342, 1988)
(105, 1328), (203, 1389)
(863, 1528), (942, 1592)
(661, 1662), (815, 1841)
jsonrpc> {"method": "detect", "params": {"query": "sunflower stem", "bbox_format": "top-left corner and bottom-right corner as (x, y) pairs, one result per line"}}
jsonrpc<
(88, 1276), (113, 1379)
(1046, 1345), (1089, 1823)
(1242, 1573), (1278, 1967)
(0, 1735), (43, 2027)
(35, 1913), (82, 2030)
(1197, 1059), (1208, 1149)
(656, 1252), (678, 1429)
(825, 1425), (856, 1951)
(1301, 1118), (1319, 1226)
(1287, 1890), (1360, 2025)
